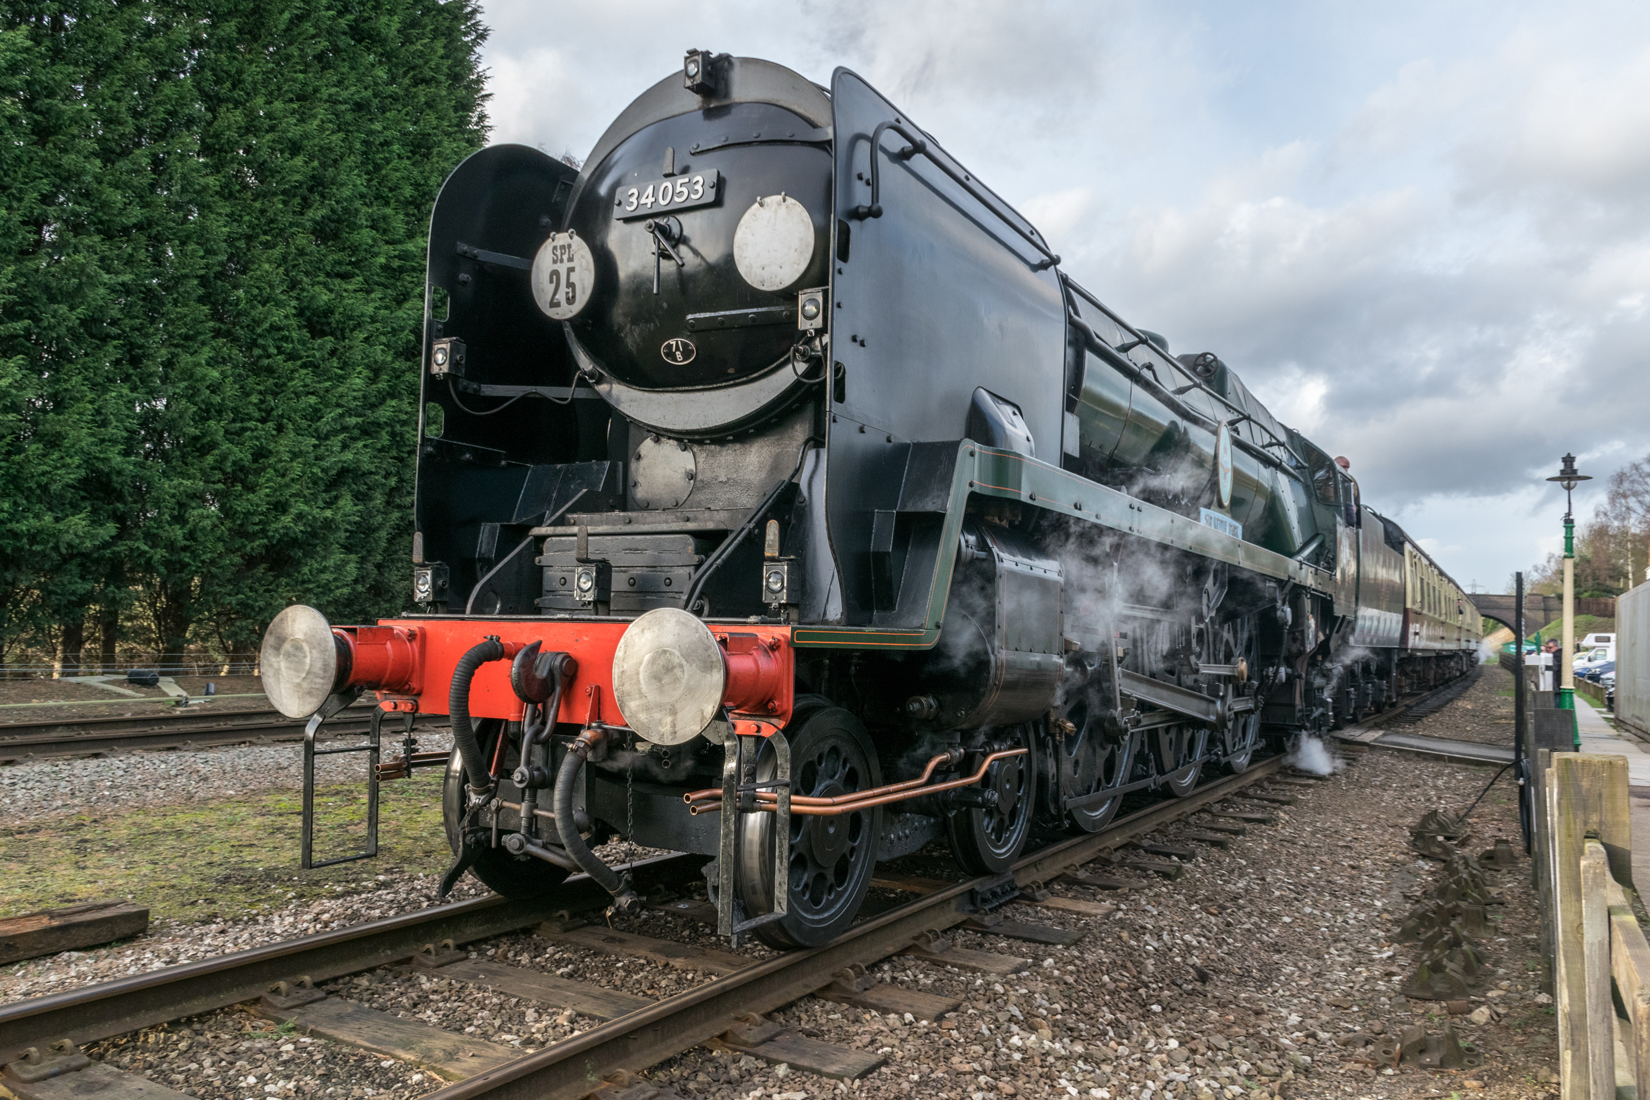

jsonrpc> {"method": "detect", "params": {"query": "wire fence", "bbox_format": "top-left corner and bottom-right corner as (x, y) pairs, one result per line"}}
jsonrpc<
(0, 653), (260, 679)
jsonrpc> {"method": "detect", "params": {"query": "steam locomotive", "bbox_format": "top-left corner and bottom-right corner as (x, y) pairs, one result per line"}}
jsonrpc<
(261, 53), (1481, 948)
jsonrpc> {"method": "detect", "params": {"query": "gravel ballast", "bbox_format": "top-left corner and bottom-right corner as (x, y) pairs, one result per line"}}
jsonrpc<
(0, 730), (454, 828)
(3, 668), (1564, 1099)
(1394, 664), (1515, 747)
(637, 723), (1556, 1098)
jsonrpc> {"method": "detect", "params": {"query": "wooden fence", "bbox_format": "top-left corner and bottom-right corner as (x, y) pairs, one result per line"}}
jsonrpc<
(1576, 678), (1609, 710)
(1539, 751), (1650, 1097)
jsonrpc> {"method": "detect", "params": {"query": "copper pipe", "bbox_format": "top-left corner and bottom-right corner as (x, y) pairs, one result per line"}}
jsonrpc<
(687, 747), (1027, 816)
(682, 748), (963, 808)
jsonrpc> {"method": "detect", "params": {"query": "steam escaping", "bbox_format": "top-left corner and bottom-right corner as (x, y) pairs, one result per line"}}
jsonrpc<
(1287, 735), (1343, 776)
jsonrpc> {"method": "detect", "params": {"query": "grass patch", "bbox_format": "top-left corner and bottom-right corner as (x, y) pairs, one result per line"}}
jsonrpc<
(1522, 613), (1615, 648)
(0, 774), (450, 924)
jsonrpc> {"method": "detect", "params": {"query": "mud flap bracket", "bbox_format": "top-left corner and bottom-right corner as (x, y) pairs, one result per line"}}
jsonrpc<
(716, 729), (792, 944)
(301, 688), (391, 870)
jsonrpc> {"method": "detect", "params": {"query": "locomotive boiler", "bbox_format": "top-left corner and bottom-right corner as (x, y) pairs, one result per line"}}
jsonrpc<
(260, 52), (1481, 947)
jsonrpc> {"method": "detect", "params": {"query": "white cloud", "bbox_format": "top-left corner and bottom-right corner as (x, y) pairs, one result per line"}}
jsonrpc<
(1021, 187), (1097, 245)
(472, 0), (1650, 590)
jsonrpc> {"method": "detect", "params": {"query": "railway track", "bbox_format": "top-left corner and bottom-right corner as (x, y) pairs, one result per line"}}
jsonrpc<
(0, 706), (446, 763)
(0, 685), (1452, 1099)
(0, 760), (1293, 1098)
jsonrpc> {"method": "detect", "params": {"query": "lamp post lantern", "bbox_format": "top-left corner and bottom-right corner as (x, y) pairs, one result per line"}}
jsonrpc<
(1546, 453), (1591, 736)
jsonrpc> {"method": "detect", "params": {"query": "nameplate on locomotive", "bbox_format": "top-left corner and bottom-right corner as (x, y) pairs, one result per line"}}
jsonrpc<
(613, 170), (721, 220)
(1199, 508), (1243, 541)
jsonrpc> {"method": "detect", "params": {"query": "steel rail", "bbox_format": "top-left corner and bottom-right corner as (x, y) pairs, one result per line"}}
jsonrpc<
(424, 754), (1287, 1100)
(0, 853), (707, 1066)
(0, 708), (305, 735)
(0, 708), (444, 761)
(1331, 676), (1474, 744)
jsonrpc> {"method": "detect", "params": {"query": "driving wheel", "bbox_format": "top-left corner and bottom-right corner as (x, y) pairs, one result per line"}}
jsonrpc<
(1156, 723), (1209, 797)
(946, 724), (1037, 873)
(1062, 718), (1138, 834)
(1223, 710), (1261, 774)
(737, 706), (882, 949)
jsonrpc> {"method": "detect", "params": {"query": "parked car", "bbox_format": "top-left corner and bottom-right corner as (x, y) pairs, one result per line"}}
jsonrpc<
(1575, 645), (1615, 674)
(1583, 661), (1615, 683)
(1582, 633), (1616, 649)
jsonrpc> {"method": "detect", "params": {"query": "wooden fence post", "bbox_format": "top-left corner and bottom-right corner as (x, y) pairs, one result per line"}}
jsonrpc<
(1609, 898), (1650, 1090)
(1551, 755), (1633, 1099)
(1581, 839), (1615, 1098)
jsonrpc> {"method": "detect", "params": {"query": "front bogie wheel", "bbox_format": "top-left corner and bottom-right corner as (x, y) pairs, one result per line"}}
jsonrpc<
(441, 721), (570, 899)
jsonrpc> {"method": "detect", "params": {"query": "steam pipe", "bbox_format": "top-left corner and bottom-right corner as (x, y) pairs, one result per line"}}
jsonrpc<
(686, 747), (1027, 816)
(682, 748), (964, 808)
(553, 729), (639, 911)
(449, 638), (506, 794)
(1291, 534), (1325, 563)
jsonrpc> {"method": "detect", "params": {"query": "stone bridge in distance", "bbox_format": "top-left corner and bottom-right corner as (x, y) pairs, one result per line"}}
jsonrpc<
(1475, 594), (1617, 635)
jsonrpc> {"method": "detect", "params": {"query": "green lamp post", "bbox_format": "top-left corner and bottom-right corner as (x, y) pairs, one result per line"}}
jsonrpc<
(1546, 454), (1590, 742)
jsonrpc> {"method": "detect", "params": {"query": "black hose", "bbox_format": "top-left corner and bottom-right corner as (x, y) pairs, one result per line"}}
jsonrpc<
(1458, 760), (1518, 822)
(554, 737), (638, 909)
(450, 638), (505, 792)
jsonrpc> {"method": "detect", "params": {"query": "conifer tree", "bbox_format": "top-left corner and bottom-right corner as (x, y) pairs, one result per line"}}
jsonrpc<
(0, 0), (489, 661)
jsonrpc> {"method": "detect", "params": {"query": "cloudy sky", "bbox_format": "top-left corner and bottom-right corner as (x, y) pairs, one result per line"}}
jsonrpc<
(476, 0), (1650, 593)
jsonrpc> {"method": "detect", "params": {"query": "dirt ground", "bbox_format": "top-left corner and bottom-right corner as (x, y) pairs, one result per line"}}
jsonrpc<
(0, 674), (271, 724)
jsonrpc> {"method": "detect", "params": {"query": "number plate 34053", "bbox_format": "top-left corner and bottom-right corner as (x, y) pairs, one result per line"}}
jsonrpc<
(613, 170), (720, 220)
